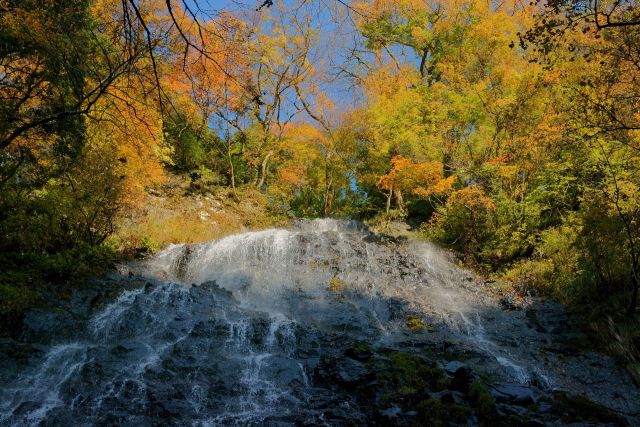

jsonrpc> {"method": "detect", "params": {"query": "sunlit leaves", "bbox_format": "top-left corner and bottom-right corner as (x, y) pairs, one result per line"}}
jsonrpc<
(377, 156), (447, 195)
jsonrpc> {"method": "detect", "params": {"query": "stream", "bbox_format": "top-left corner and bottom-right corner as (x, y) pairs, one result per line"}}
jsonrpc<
(1, 219), (638, 425)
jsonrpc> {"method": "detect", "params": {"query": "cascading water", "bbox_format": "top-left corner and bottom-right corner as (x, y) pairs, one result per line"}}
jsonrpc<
(1, 219), (638, 425)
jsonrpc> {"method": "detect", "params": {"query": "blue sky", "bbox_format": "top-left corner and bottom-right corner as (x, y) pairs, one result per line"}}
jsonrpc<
(181, 0), (365, 115)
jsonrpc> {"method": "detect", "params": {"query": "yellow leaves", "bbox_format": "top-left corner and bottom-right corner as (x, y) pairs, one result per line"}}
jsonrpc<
(606, 178), (640, 216)
(355, 0), (548, 171)
(275, 122), (326, 189)
(410, 25), (431, 47)
(360, 65), (437, 157)
(363, 65), (420, 103)
(377, 157), (462, 206)
(283, 122), (328, 150)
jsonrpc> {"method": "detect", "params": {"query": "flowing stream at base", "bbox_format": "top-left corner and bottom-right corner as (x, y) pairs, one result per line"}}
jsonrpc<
(1, 219), (638, 426)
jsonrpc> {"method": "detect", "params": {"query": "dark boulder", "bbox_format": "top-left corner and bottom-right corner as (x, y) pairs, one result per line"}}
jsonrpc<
(490, 382), (537, 405)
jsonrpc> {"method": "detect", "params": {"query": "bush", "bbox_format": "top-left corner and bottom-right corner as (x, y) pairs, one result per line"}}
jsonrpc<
(414, 398), (470, 427)
(0, 245), (119, 337)
(429, 187), (495, 260)
(468, 381), (497, 425)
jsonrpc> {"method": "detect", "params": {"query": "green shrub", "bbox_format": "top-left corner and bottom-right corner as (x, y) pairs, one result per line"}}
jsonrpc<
(468, 381), (496, 425)
(414, 398), (470, 427)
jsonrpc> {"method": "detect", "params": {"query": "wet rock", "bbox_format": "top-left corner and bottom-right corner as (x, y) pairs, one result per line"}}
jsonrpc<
(490, 382), (537, 405)
(110, 344), (133, 356)
(497, 403), (529, 417)
(261, 355), (308, 387)
(444, 360), (467, 375)
(327, 356), (371, 387)
(326, 406), (366, 424)
(500, 295), (520, 311)
(386, 297), (409, 321)
(435, 390), (467, 405)
(20, 309), (79, 343)
(526, 308), (547, 333)
(345, 342), (374, 362)
(380, 405), (402, 418)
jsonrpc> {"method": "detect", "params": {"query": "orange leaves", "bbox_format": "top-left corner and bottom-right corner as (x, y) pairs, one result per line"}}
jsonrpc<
(376, 157), (496, 215)
(418, 175), (457, 197)
(447, 187), (495, 211)
(282, 122), (327, 149)
(90, 91), (166, 208)
(377, 156), (448, 196)
(164, 9), (250, 116)
(278, 166), (306, 187)
(486, 156), (510, 165)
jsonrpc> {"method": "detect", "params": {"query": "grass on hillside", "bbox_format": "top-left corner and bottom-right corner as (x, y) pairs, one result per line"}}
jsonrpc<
(112, 177), (286, 255)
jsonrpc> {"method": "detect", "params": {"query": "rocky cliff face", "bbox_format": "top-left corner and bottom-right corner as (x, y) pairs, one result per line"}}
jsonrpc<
(1, 219), (638, 425)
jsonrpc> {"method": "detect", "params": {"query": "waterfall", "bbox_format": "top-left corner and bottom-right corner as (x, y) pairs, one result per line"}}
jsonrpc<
(4, 218), (617, 426)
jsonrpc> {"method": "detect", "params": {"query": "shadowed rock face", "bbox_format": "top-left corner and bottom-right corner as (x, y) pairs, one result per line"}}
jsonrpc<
(1, 219), (638, 426)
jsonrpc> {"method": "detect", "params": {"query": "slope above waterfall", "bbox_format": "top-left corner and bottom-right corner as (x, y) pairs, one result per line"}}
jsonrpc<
(1, 219), (638, 426)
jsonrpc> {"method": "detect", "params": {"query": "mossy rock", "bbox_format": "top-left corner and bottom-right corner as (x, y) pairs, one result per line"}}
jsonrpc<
(328, 276), (347, 293)
(405, 315), (436, 332)
(328, 276), (348, 302)
(376, 350), (450, 403)
(346, 341), (374, 362)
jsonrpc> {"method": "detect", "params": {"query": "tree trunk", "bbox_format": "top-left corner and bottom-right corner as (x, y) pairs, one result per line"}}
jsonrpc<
(419, 48), (428, 80)
(227, 147), (238, 202)
(385, 188), (393, 214)
(323, 175), (334, 218)
(322, 153), (334, 217)
(628, 262), (639, 314)
(256, 150), (274, 189)
(395, 188), (406, 214)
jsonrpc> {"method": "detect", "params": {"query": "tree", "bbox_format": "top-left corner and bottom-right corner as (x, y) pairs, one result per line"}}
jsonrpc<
(377, 156), (453, 214)
(241, 8), (315, 190)
(0, 0), (151, 154)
